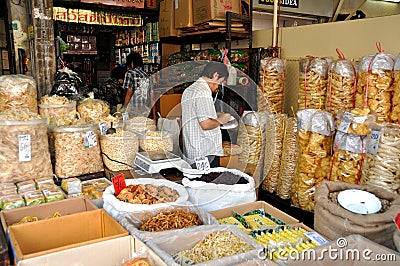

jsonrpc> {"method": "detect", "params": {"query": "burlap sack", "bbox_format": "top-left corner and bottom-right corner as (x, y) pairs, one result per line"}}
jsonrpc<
(314, 181), (400, 250)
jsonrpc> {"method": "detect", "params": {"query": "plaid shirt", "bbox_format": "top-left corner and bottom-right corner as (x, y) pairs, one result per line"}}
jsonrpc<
(181, 78), (223, 163)
(123, 67), (152, 109)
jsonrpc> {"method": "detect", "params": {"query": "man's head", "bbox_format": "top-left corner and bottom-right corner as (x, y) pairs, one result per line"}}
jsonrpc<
(126, 52), (144, 69)
(201, 61), (229, 92)
(111, 65), (127, 83)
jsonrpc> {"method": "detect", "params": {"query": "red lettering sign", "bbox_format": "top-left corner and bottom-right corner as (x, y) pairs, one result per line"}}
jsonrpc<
(112, 174), (126, 196)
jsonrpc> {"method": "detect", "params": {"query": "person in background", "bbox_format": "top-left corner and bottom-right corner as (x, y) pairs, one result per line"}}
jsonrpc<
(97, 65), (127, 114)
(181, 61), (232, 167)
(121, 52), (155, 118)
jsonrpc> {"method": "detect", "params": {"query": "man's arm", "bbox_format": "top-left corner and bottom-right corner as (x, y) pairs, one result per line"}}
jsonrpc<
(199, 113), (231, 130)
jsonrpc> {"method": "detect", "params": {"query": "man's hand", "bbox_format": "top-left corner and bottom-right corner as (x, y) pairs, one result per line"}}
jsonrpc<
(217, 113), (231, 124)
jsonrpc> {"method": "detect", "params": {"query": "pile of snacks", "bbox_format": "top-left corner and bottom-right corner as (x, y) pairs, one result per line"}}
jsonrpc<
(173, 231), (253, 264)
(263, 114), (286, 193)
(100, 129), (139, 171)
(0, 109), (53, 183)
(0, 177), (64, 210)
(140, 209), (202, 232)
(291, 109), (334, 211)
(361, 123), (400, 194)
(138, 131), (173, 152)
(277, 117), (299, 200)
(77, 98), (110, 123)
(53, 124), (103, 178)
(258, 58), (285, 114)
(250, 226), (319, 261)
(355, 53), (394, 123)
(0, 74), (38, 113)
(123, 116), (156, 132)
(326, 58), (357, 117)
(391, 56), (400, 123)
(116, 184), (179, 204)
(298, 57), (330, 110)
(39, 95), (78, 126)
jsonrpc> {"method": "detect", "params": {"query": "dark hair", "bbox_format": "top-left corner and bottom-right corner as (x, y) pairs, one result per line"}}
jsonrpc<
(111, 65), (127, 80)
(201, 61), (229, 80)
(126, 52), (144, 69)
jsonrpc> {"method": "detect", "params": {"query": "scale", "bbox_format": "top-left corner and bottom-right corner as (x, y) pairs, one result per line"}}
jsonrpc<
(134, 151), (191, 174)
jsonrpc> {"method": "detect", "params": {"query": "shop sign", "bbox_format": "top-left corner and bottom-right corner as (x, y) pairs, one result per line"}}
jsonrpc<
(258, 0), (299, 8)
(53, 7), (142, 27)
(81, 0), (144, 9)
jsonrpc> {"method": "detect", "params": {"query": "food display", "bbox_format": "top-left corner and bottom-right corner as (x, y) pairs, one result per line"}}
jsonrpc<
(195, 171), (248, 185)
(0, 74), (38, 113)
(39, 95), (78, 126)
(361, 123), (400, 194)
(0, 109), (53, 183)
(355, 53), (394, 123)
(100, 129), (138, 171)
(61, 178), (82, 195)
(298, 57), (330, 110)
(391, 56), (400, 123)
(116, 184), (179, 205)
(140, 209), (203, 232)
(41, 186), (65, 202)
(326, 58), (357, 117)
(21, 190), (46, 206)
(77, 98), (110, 123)
(138, 131), (173, 152)
(81, 178), (110, 200)
(291, 109), (335, 211)
(250, 226), (319, 261)
(123, 116), (156, 132)
(258, 58), (285, 114)
(277, 117), (298, 200)
(34, 177), (55, 190)
(0, 194), (25, 210)
(336, 108), (375, 136)
(173, 231), (253, 264)
(53, 124), (103, 178)
(263, 114), (286, 193)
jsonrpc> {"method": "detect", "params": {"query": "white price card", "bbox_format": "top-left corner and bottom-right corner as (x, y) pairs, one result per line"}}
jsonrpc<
(122, 112), (129, 121)
(84, 130), (97, 148)
(194, 157), (210, 172)
(338, 120), (351, 133)
(18, 134), (31, 162)
(367, 129), (381, 155)
(305, 232), (329, 246)
(99, 121), (107, 135)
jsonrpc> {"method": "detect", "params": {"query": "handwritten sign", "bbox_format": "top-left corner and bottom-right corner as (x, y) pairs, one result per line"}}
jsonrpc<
(194, 157), (210, 172)
(112, 174), (126, 196)
(18, 134), (31, 162)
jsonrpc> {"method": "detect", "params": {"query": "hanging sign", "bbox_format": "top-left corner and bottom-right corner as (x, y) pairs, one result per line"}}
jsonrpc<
(53, 7), (142, 27)
(81, 0), (144, 9)
(258, 0), (299, 8)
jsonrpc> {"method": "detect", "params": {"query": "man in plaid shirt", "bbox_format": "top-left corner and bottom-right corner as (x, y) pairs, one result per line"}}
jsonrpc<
(122, 52), (155, 117)
(181, 61), (231, 166)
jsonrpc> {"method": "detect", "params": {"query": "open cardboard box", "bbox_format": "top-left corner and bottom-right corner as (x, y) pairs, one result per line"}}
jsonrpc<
(209, 201), (299, 225)
(9, 209), (128, 264)
(0, 196), (98, 233)
(16, 235), (166, 266)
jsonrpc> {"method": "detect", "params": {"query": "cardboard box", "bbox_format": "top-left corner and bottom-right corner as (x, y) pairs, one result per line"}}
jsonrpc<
(209, 200), (299, 224)
(9, 209), (128, 263)
(0, 196), (98, 234)
(159, 93), (182, 118)
(174, 0), (194, 28)
(159, 0), (179, 37)
(17, 236), (167, 266)
(193, 0), (241, 25)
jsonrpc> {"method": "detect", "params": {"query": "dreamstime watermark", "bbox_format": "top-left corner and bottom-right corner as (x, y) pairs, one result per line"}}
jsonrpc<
(257, 237), (397, 262)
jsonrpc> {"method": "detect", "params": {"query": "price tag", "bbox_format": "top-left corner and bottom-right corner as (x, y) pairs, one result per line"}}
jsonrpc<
(305, 232), (329, 246)
(353, 115), (368, 124)
(194, 157), (210, 172)
(338, 120), (351, 133)
(122, 112), (129, 121)
(394, 213), (400, 231)
(83, 130), (97, 148)
(99, 121), (107, 135)
(112, 174), (126, 196)
(18, 134), (31, 162)
(367, 129), (381, 155)
(343, 111), (355, 121)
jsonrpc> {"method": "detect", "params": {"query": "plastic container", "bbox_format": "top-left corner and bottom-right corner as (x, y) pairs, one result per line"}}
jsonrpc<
(138, 130), (173, 152)
(123, 116), (156, 133)
(52, 124), (103, 178)
(100, 129), (139, 171)
(0, 118), (53, 183)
